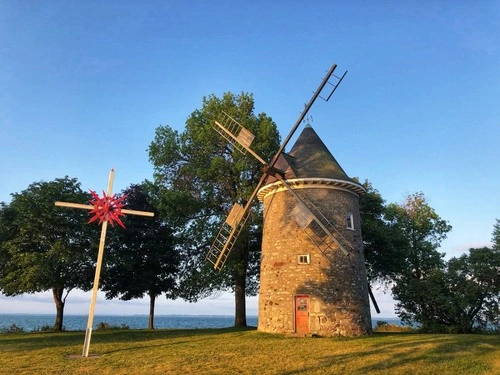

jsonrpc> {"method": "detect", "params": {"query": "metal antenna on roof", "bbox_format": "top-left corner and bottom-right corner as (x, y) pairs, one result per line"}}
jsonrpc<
(303, 114), (313, 126)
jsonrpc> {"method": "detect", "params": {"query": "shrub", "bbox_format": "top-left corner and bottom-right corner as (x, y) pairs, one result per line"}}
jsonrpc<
(34, 325), (58, 333)
(95, 322), (130, 331)
(374, 323), (415, 333)
(1, 324), (25, 334)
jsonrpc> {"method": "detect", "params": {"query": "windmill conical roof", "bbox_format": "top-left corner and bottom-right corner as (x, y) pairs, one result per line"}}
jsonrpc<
(270, 125), (354, 182)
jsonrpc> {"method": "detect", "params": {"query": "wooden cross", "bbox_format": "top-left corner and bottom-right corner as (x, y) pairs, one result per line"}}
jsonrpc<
(55, 168), (154, 357)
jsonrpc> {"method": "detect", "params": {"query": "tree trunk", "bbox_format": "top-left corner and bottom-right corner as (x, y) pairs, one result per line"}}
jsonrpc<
(234, 269), (247, 327)
(52, 287), (65, 332)
(148, 292), (155, 330)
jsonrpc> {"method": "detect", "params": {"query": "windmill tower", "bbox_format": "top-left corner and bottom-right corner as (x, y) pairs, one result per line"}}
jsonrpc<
(257, 125), (372, 336)
(205, 63), (376, 336)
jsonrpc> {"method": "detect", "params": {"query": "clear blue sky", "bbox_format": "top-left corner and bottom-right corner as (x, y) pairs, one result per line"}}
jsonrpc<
(1, 1), (499, 318)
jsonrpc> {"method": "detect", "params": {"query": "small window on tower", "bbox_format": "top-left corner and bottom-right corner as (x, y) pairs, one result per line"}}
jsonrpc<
(346, 213), (354, 230)
(297, 254), (310, 265)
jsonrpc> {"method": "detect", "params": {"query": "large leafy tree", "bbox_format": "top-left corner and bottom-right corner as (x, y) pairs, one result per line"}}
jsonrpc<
(102, 183), (179, 329)
(360, 189), (498, 332)
(149, 92), (280, 326)
(447, 246), (499, 332)
(385, 192), (451, 280)
(387, 192), (453, 327)
(0, 177), (97, 331)
(394, 246), (499, 333)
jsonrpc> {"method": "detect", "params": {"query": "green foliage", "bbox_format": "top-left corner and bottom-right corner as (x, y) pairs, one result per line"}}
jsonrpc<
(373, 322), (415, 333)
(0, 323), (24, 334)
(148, 92), (280, 325)
(102, 183), (179, 329)
(492, 218), (500, 250)
(394, 245), (499, 333)
(358, 184), (498, 334)
(386, 192), (451, 280)
(358, 184), (451, 290)
(96, 322), (130, 331)
(386, 192), (458, 329)
(36, 325), (58, 332)
(0, 177), (98, 331)
(358, 180), (407, 284)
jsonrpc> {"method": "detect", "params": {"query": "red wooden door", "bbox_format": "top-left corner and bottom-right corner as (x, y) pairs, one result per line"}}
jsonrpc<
(295, 295), (310, 334)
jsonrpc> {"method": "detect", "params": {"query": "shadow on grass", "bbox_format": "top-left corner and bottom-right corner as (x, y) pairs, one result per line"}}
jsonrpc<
(0, 326), (257, 351)
(279, 333), (499, 375)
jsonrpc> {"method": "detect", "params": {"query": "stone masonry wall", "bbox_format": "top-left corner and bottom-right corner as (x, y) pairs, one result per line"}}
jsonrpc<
(258, 183), (372, 336)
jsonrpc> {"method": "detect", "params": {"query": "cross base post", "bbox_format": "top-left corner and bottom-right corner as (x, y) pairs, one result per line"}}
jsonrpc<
(82, 328), (93, 357)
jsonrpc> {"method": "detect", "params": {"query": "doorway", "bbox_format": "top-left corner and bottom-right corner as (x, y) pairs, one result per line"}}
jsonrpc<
(294, 295), (310, 334)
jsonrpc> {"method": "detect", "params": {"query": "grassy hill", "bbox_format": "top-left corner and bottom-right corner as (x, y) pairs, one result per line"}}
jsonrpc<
(1, 327), (498, 374)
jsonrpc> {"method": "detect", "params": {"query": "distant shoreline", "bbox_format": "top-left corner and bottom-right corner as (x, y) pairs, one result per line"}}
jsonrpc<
(0, 314), (402, 332)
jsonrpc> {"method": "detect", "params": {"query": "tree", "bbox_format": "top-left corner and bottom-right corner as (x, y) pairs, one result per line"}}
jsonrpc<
(0, 177), (97, 331)
(385, 192), (451, 280)
(358, 180), (407, 284)
(102, 183), (179, 329)
(149, 92), (280, 326)
(393, 246), (499, 333)
(388, 192), (452, 327)
(447, 246), (499, 332)
(492, 218), (500, 250)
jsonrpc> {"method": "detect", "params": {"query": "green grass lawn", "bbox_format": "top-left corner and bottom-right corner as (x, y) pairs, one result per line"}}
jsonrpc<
(0, 327), (498, 374)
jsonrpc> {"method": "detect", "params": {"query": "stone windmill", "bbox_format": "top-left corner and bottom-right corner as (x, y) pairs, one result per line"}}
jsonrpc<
(257, 125), (372, 336)
(206, 63), (377, 336)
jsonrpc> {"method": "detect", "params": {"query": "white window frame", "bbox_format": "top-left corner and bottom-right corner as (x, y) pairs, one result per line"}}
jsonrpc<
(346, 213), (354, 230)
(297, 254), (310, 265)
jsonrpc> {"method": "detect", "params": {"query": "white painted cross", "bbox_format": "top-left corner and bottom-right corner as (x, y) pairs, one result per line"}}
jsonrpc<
(55, 168), (154, 357)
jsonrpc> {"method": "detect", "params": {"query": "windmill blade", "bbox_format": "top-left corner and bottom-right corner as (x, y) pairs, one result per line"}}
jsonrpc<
(206, 173), (268, 271)
(320, 69), (348, 102)
(367, 283), (381, 314)
(267, 64), (346, 170)
(274, 174), (353, 257)
(208, 112), (272, 271)
(206, 203), (251, 271)
(213, 112), (267, 165)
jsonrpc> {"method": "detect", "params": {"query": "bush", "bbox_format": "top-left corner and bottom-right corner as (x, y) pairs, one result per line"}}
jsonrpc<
(33, 325), (59, 333)
(95, 322), (130, 331)
(374, 323), (415, 333)
(1, 324), (25, 334)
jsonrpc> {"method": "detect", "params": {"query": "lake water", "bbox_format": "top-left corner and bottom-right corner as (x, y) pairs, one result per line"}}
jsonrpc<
(0, 314), (401, 332)
(0, 314), (258, 331)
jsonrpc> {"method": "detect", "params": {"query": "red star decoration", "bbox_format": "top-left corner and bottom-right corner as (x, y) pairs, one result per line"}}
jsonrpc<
(88, 190), (128, 228)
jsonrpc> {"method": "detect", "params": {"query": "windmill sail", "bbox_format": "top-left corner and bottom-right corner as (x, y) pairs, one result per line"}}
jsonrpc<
(206, 173), (268, 270)
(274, 174), (352, 256)
(213, 112), (267, 165)
(206, 204), (250, 270)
